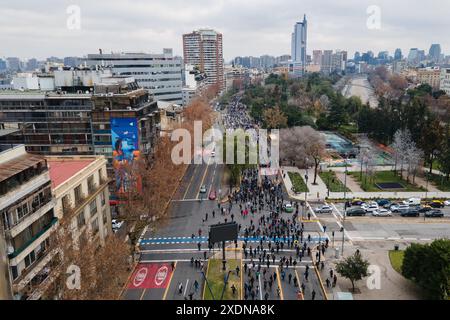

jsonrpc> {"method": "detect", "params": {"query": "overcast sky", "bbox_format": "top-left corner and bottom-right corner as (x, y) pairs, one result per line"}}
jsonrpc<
(0, 0), (448, 62)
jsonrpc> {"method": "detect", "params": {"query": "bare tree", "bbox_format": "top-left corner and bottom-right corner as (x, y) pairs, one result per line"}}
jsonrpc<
(391, 129), (414, 178)
(280, 126), (326, 184)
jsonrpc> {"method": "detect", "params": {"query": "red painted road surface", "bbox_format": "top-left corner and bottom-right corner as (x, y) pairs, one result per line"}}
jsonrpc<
(128, 263), (173, 289)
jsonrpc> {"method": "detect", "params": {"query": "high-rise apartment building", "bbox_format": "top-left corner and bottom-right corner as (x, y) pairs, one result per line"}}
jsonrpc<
(85, 49), (183, 104)
(429, 44), (442, 63)
(183, 29), (224, 90)
(290, 15), (307, 77)
(321, 50), (333, 74)
(394, 48), (403, 61)
(291, 15), (308, 67)
(312, 50), (323, 66)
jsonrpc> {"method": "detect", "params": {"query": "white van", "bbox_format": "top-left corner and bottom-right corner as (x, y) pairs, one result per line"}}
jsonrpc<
(402, 198), (421, 206)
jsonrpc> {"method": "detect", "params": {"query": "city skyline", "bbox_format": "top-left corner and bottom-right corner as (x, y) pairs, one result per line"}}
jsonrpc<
(0, 0), (449, 61)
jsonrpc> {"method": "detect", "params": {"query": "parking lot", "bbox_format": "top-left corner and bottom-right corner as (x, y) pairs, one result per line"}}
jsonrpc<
(309, 200), (450, 243)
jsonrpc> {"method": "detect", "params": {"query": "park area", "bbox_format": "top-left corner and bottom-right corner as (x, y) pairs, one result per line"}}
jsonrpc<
(288, 172), (309, 193)
(203, 259), (241, 300)
(319, 171), (350, 192)
(348, 171), (426, 192)
(389, 250), (404, 274)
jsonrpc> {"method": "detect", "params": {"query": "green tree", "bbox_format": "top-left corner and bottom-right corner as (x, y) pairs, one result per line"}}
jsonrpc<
(335, 250), (370, 292)
(402, 239), (450, 300)
(420, 118), (444, 173)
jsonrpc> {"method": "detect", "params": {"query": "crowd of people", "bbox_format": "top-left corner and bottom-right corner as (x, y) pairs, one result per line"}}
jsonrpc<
(222, 96), (254, 131)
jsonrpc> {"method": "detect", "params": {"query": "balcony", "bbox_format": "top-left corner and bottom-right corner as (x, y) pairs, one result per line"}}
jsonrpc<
(12, 247), (57, 295)
(7, 197), (56, 239)
(8, 217), (58, 259)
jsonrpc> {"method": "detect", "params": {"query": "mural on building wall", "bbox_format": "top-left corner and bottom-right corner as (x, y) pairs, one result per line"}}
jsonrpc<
(111, 117), (141, 194)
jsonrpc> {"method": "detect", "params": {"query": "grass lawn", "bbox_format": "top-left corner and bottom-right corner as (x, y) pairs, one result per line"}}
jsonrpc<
(319, 171), (350, 193)
(203, 259), (241, 300)
(349, 171), (426, 192)
(427, 173), (450, 192)
(389, 250), (405, 274)
(288, 172), (309, 193)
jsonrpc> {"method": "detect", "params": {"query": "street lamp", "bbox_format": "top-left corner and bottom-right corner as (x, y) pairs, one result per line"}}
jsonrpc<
(304, 171), (309, 220)
(343, 156), (348, 222)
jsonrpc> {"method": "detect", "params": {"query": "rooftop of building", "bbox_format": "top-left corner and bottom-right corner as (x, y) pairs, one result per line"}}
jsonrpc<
(46, 157), (96, 189)
(0, 148), (46, 184)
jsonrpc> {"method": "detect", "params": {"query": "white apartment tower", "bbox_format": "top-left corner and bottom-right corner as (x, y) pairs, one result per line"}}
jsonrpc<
(85, 49), (183, 104)
(183, 29), (224, 90)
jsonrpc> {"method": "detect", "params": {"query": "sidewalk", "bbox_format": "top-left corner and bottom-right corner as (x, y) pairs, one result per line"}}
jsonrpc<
(282, 166), (329, 201)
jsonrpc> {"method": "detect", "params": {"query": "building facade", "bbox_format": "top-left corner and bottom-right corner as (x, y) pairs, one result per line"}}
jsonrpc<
(0, 145), (112, 300)
(85, 50), (183, 104)
(417, 67), (441, 89)
(440, 68), (450, 95)
(90, 77), (160, 166)
(183, 29), (224, 90)
(0, 145), (56, 300)
(290, 15), (307, 77)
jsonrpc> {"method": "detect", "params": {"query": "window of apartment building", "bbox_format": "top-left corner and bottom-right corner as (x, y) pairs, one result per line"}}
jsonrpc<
(91, 217), (99, 235)
(98, 169), (103, 183)
(100, 191), (106, 206)
(89, 199), (97, 216)
(62, 194), (71, 215)
(17, 203), (29, 220)
(24, 250), (36, 268)
(102, 209), (108, 224)
(77, 212), (86, 228)
(87, 175), (95, 193)
(74, 184), (82, 204)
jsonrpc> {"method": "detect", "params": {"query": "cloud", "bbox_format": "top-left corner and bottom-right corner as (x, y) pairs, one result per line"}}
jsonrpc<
(0, 0), (448, 61)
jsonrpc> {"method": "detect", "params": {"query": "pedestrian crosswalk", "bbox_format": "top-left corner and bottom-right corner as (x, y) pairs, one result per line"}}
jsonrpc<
(139, 235), (329, 245)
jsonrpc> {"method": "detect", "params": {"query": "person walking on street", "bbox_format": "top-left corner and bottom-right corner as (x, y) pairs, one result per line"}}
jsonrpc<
(171, 261), (176, 271)
(178, 283), (183, 295)
(311, 290), (316, 300)
(194, 280), (199, 292)
(231, 284), (237, 296)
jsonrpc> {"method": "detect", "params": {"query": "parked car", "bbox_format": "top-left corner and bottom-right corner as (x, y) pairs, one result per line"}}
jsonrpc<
(425, 210), (444, 218)
(402, 198), (421, 206)
(444, 200), (450, 206)
(112, 219), (124, 232)
(283, 203), (294, 213)
(351, 199), (365, 206)
(200, 185), (207, 194)
(418, 205), (433, 213)
(428, 200), (445, 208)
(401, 209), (420, 217)
(208, 189), (217, 200)
(364, 202), (379, 213)
(376, 199), (391, 207)
(391, 203), (409, 212)
(346, 208), (366, 217)
(372, 209), (392, 217)
(315, 205), (333, 214)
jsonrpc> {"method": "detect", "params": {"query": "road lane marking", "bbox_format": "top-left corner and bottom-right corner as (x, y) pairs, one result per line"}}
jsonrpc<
(275, 267), (284, 300)
(258, 273), (263, 300)
(162, 261), (177, 300)
(294, 269), (304, 300)
(197, 158), (212, 199)
(183, 165), (199, 200)
(184, 279), (189, 297)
